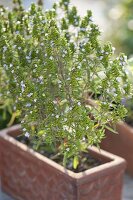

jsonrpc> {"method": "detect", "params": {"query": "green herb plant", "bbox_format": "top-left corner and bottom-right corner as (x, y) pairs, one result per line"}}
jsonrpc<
(0, 0), (131, 169)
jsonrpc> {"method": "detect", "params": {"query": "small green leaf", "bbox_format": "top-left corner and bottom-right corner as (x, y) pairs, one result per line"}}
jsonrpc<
(73, 156), (79, 169)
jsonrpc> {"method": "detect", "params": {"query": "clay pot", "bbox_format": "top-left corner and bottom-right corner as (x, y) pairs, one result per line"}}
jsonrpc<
(0, 125), (126, 200)
(101, 121), (133, 176)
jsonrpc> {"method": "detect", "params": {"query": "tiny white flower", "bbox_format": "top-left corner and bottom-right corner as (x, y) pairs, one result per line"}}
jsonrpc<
(39, 16), (42, 20)
(116, 77), (121, 82)
(53, 100), (57, 104)
(16, 21), (20, 25)
(26, 56), (31, 60)
(16, 31), (19, 34)
(86, 126), (89, 130)
(56, 115), (59, 119)
(77, 66), (81, 69)
(77, 102), (81, 106)
(14, 106), (16, 110)
(25, 132), (30, 138)
(80, 27), (86, 31)
(13, 45), (17, 49)
(82, 48), (86, 52)
(58, 80), (62, 84)
(83, 59), (86, 62)
(99, 56), (103, 60)
(42, 20), (46, 23)
(21, 81), (25, 86)
(124, 55), (127, 61)
(26, 103), (31, 107)
(27, 93), (33, 97)
(51, 8), (55, 12)
(11, 70), (14, 73)
(64, 118), (67, 122)
(18, 47), (21, 50)
(3, 46), (7, 52)
(69, 107), (72, 111)
(112, 47), (115, 52)
(125, 69), (129, 75)
(2, 28), (6, 32)
(23, 128), (26, 132)
(49, 56), (53, 60)
(34, 99), (37, 102)
(39, 76), (43, 80)
(10, 64), (13, 68)
(64, 1), (68, 5)
(66, 148), (70, 152)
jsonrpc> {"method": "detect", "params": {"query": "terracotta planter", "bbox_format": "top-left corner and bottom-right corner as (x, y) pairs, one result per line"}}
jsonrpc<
(0, 125), (126, 200)
(101, 121), (133, 176)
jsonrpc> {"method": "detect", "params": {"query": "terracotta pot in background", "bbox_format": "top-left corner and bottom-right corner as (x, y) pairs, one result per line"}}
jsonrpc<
(0, 125), (126, 200)
(101, 121), (133, 176)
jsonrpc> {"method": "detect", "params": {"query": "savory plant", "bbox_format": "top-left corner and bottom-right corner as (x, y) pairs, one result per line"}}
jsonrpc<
(0, 0), (131, 168)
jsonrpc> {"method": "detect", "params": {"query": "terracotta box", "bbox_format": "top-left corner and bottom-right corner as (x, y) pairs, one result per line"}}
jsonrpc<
(101, 121), (133, 176)
(0, 125), (126, 200)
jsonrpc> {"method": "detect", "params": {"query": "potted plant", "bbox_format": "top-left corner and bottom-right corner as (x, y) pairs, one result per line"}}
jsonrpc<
(101, 58), (133, 175)
(0, 0), (131, 199)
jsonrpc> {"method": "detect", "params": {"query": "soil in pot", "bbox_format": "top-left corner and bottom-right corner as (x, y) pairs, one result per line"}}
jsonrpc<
(16, 134), (103, 173)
